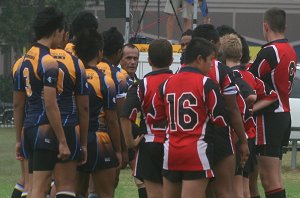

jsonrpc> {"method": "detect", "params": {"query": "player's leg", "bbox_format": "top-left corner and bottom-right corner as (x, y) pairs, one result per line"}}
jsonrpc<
(182, 1), (193, 31)
(249, 164), (260, 198)
(92, 168), (116, 198)
(164, 0), (180, 41)
(243, 176), (250, 198)
(76, 172), (90, 197)
(129, 154), (147, 198)
(182, 179), (208, 198)
(54, 126), (80, 198)
(162, 171), (181, 198)
(233, 175), (244, 198)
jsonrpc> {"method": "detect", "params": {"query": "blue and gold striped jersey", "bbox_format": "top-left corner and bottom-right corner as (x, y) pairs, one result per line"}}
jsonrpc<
(85, 65), (116, 132)
(13, 43), (58, 128)
(51, 49), (89, 126)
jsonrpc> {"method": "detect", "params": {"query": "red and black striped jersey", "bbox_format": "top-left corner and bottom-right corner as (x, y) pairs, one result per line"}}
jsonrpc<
(248, 39), (297, 113)
(147, 66), (228, 171)
(121, 69), (173, 143)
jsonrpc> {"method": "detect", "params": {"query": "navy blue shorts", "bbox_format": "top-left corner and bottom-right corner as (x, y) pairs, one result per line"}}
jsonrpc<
(78, 131), (117, 173)
(24, 124), (80, 172)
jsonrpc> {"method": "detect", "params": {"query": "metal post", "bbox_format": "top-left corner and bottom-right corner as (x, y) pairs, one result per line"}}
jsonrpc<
(193, 0), (198, 29)
(125, 0), (130, 43)
(291, 140), (297, 169)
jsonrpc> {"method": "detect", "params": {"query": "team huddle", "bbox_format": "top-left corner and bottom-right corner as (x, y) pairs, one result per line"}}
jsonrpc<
(11, 5), (296, 198)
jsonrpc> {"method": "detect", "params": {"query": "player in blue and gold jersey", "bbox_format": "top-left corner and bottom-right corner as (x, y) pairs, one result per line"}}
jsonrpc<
(13, 7), (74, 198)
(74, 28), (122, 198)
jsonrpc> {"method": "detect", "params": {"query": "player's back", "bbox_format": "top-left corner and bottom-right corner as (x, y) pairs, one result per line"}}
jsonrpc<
(15, 43), (54, 128)
(138, 69), (173, 143)
(160, 66), (228, 170)
(85, 66), (116, 132)
(51, 49), (88, 126)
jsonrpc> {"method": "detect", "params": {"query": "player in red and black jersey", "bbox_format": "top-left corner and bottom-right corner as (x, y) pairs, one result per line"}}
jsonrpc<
(192, 24), (249, 198)
(248, 8), (297, 198)
(147, 38), (228, 198)
(219, 33), (279, 198)
(74, 29), (122, 198)
(120, 39), (173, 198)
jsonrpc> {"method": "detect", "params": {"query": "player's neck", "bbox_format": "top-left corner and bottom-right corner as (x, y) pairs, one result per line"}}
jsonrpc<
(37, 38), (52, 49)
(151, 66), (169, 71)
(226, 60), (240, 68)
(267, 32), (285, 43)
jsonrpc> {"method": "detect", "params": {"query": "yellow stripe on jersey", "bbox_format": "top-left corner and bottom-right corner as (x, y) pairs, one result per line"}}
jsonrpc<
(96, 61), (112, 78)
(24, 46), (41, 81)
(65, 42), (76, 56)
(12, 57), (23, 77)
(51, 49), (77, 85)
(86, 68), (103, 99)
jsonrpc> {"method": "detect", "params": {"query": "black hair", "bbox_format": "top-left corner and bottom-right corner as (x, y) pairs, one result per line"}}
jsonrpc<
(71, 10), (98, 38)
(102, 27), (124, 57)
(192, 24), (219, 44)
(216, 25), (237, 37)
(148, 39), (173, 68)
(181, 29), (193, 37)
(33, 6), (64, 40)
(238, 35), (250, 65)
(184, 38), (215, 64)
(74, 29), (103, 64)
(264, 7), (286, 33)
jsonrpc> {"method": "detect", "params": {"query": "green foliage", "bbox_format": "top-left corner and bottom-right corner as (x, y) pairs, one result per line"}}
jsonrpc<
(0, 0), (86, 57)
(0, 75), (13, 103)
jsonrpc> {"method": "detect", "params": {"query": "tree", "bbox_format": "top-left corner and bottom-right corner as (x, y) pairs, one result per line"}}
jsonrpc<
(0, 0), (86, 58)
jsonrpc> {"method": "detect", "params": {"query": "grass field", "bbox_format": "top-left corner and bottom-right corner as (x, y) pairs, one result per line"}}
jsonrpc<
(1, 128), (300, 198)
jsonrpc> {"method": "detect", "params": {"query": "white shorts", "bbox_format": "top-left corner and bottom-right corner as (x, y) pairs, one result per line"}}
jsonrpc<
(164, 0), (193, 19)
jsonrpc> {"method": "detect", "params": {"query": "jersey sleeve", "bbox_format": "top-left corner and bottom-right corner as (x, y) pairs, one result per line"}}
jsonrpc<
(248, 46), (279, 78)
(219, 64), (237, 95)
(120, 83), (142, 123)
(101, 75), (117, 110)
(116, 70), (128, 99)
(255, 77), (278, 101)
(204, 78), (228, 127)
(41, 55), (58, 88)
(12, 58), (26, 91)
(234, 71), (255, 99)
(74, 59), (89, 95)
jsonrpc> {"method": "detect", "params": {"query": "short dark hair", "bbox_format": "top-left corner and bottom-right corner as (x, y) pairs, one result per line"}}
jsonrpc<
(148, 39), (173, 68)
(102, 27), (124, 57)
(71, 10), (98, 38)
(74, 29), (103, 63)
(264, 7), (286, 33)
(184, 38), (215, 64)
(33, 7), (64, 40)
(181, 29), (193, 38)
(192, 24), (219, 44)
(216, 25), (237, 37)
(239, 35), (250, 65)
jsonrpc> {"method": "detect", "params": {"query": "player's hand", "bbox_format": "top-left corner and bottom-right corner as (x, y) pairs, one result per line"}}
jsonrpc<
(78, 146), (87, 165)
(15, 142), (24, 161)
(121, 150), (129, 169)
(115, 151), (122, 169)
(239, 141), (250, 168)
(133, 134), (144, 148)
(57, 142), (71, 161)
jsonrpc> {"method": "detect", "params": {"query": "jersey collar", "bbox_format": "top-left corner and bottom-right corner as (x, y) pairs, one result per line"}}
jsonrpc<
(34, 42), (50, 53)
(262, 38), (288, 48)
(144, 69), (173, 77)
(179, 66), (205, 75)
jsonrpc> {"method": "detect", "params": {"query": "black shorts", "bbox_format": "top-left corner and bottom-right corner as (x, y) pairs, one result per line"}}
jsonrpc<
(78, 131), (117, 173)
(134, 141), (164, 183)
(28, 150), (58, 173)
(24, 125), (81, 172)
(212, 126), (235, 165)
(255, 112), (291, 158)
(162, 169), (213, 183)
(235, 138), (257, 177)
